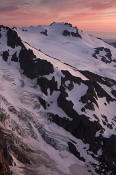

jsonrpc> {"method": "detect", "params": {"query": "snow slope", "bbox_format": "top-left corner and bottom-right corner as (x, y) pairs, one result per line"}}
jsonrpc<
(17, 22), (116, 80)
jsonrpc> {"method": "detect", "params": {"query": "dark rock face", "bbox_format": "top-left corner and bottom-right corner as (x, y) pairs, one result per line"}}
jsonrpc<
(0, 25), (9, 30)
(57, 91), (77, 119)
(22, 28), (28, 32)
(2, 51), (9, 61)
(93, 47), (112, 63)
(37, 77), (57, 95)
(62, 70), (82, 85)
(80, 80), (99, 111)
(64, 23), (72, 27)
(68, 142), (85, 162)
(40, 29), (48, 36)
(49, 113), (103, 153)
(7, 28), (24, 49)
(11, 52), (18, 62)
(95, 135), (116, 174)
(62, 28), (82, 38)
(94, 82), (114, 103)
(34, 59), (54, 76)
(38, 97), (48, 109)
(63, 30), (70, 36)
(19, 46), (54, 78)
(19, 48), (54, 78)
(102, 136), (116, 172)
(79, 70), (116, 87)
(81, 80), (114, 111)
(103, 135), (116, 163)
(19, 48), (35, 78)
(0, 25), (23, 50)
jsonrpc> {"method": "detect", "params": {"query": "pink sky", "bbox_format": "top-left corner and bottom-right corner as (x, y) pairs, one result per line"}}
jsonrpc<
(0, 0), (116, 38)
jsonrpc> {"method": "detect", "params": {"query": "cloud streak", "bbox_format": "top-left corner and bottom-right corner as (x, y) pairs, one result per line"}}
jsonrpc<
(0, 6), (18, 12)
(0, 0), (116, 34)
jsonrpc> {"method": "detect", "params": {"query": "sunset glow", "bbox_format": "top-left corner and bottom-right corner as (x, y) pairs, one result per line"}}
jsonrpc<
(0, 0), (116, 38)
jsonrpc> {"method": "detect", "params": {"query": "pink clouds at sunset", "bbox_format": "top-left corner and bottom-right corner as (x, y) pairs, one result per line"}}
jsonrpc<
(0, 0), (116, 38)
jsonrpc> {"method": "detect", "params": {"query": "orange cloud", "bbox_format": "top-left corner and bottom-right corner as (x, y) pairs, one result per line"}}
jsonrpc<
(0, 0), (116, 36)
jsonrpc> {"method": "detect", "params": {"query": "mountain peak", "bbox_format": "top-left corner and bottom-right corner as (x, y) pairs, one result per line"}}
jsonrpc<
(50, 22), (73, 27)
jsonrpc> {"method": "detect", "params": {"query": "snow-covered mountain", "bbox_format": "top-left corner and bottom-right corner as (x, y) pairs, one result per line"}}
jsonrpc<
(17, 22), (116, 80)
(0, 23), (116, 175)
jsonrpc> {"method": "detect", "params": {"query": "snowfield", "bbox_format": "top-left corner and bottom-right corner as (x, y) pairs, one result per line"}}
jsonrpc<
(17, 22), (116, 80)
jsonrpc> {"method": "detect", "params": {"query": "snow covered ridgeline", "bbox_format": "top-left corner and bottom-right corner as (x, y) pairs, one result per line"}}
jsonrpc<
(92, 47), (112, 64)
(19, 22), (82, 38)
(17, 22), (116, 86)
(0, 25), (116, 174)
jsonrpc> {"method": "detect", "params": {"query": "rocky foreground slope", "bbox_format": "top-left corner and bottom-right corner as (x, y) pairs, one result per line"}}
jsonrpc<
(0, 24), (116, 175)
